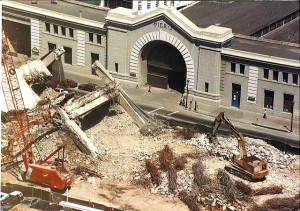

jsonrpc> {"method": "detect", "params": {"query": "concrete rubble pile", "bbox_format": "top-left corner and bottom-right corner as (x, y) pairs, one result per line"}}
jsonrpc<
(53, 82), (119, 156)
(186, 134), (297, 166)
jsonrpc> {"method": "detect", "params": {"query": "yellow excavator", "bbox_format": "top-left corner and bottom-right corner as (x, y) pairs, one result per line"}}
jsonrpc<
(208, 112), (269, 181)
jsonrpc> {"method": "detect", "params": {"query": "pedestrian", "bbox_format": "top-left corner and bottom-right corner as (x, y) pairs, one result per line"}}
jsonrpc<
(183, 95), (186, 106)
(263, 109), (267, 119)
(179, 95), (184, 106)
(194, 101), (198, 111)
(136, 84), (139, 89)
(190, 99), (193, 110)
(148, 84), (152, 93)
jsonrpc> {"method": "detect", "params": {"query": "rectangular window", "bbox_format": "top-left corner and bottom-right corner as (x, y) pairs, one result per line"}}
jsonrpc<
(231, 63), (236, 73)
(240, 64), (245, 75)
(138, 1), (142, 10)
(61, 26), (66, 36)
(283, 94), (294, 113)
(91, 53), (99, 65)
(115, 63), (119, 72)
(293, 74), (298, 85)
(264, 69), (269, 79)
(89, 33), (94, 42)
(69, 28), (74, 38)
(164, 0), (167, 6)
(156, 0), (159, 7)
(64, 47), (72, 65)
(53, 25), (58, 34)
(205, 82), (209, 92)
(264, 90), (274, 109)
(273, 70), (278, 81)
(45, 23), (50, 32)
(48, 43), (56, 52)
(97, 35), (101, 44)
(283, 72), (288, 83)
(170, 0), (175, 6)
(147, 0), (151, 9)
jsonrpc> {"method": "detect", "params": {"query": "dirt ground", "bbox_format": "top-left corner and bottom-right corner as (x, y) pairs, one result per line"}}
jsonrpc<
(1, 105), (299, 211)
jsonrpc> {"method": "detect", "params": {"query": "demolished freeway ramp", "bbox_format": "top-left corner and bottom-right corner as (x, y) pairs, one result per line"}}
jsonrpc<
(92, 61), (150, 128)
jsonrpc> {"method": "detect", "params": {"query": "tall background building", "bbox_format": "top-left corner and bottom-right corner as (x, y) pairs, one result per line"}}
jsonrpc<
(99, 0), (195, 12)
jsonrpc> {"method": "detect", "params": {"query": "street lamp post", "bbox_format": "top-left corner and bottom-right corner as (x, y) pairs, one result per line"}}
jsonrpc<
(290, 101), (295, 132)
(185, 79), (189, 108)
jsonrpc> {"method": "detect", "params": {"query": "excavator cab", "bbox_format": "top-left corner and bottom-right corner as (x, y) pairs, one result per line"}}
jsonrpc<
(209, 112), (269, 181)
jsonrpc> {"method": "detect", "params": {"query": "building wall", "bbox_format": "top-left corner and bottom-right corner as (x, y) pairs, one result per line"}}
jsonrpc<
(2, 3), (299, 119)
(106, 19), (200, 88)
(221, 60), (300, 118)
(37, 19), (107, 74)
(195, 47), (222, 102)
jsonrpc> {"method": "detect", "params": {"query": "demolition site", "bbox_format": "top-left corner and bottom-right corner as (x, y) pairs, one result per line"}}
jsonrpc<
(1, 31), (299, 211)
(1, 1), (300, 211)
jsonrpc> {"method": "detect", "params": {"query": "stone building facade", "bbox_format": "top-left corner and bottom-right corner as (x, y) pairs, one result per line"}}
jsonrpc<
(2, 0), (299, 119)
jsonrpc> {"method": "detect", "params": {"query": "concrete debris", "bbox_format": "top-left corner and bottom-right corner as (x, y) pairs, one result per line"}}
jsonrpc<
(42, 47), (65, 67)
(186, 134), (296, 166)
(1, 65), (40, 112)
(92, 60), (149, 127)
(63, 83), (117, 119)
(54, 108), (99, 156)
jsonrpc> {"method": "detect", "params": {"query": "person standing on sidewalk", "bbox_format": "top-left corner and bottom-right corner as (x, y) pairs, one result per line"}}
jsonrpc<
(179, 95), (184, 106)
(263, 109), (267, 119)
(183, 95), (186, 106)
(194, 101), (198, 111)
(148, 84), (152, 93)
(190, 99), (193, 110)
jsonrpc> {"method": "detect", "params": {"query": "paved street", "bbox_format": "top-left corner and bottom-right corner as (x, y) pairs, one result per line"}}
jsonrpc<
(64, 70), (300, 149)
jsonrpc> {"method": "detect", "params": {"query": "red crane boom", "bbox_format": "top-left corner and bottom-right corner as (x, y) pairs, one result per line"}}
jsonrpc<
(1, 30), (72, 191)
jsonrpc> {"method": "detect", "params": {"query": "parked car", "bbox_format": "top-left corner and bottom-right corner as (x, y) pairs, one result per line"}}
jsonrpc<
(19, 197), (39, 207)
(57, 78), (78, 88)
(29, 200), (50, 210)
(0, 192), (9, 206)
(66, 78), (78, 88)
(0, 191), (23, 206)
(78, 83), (99, 92)
(1, 204), (13, 211)
(7, 191), (23, 206)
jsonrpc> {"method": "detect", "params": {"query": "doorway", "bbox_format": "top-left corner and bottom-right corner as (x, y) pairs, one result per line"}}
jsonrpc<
(142, 41), (186, 93)
(232, 83), (241, 108)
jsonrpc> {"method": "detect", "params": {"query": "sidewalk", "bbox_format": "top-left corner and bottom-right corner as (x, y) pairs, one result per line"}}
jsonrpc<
(64, 70), (300, 149)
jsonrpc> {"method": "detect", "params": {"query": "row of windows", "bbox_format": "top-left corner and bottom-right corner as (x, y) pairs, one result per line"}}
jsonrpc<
(264, 91), (294, 113)
(45, 23), (74, 38)
(88, 33), (102, 45)
(138, 0), (173, 11)
(104, 0), (132, 9)
(49, 43), (104, 67)
(231, 63), (245, 75)
(263, 69), (298, 85)
(230, 63), (298, 85)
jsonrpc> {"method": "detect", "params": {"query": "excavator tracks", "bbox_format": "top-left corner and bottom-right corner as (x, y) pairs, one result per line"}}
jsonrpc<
(225, 164), (253, 181)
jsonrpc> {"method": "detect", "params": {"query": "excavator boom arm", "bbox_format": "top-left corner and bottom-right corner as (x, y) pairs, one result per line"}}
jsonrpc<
(209, 112), (247, 158)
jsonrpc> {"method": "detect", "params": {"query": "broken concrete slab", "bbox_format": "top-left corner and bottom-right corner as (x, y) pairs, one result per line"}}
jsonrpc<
(54, 108), (98, 156)
(92, 61), (149, 128)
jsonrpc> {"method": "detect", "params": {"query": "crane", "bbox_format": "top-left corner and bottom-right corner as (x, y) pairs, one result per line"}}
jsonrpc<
(1, 30), (72, 191)
(208, 112), (269, 181)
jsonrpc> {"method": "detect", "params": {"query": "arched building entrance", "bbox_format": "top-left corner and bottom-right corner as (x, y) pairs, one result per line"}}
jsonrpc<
(130, 31), (195, 93)
(141, 41), (186, 93)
